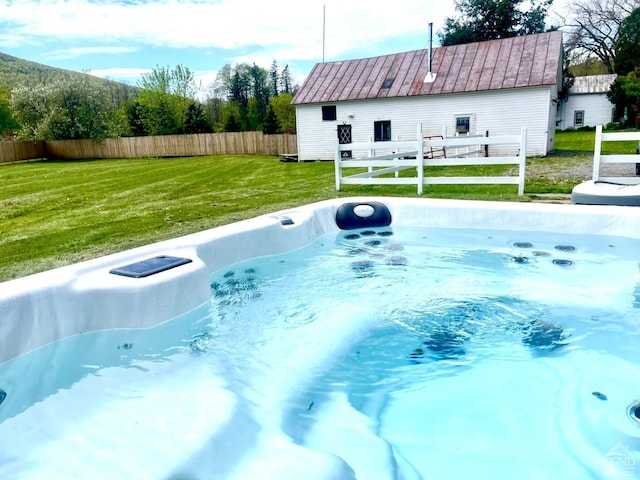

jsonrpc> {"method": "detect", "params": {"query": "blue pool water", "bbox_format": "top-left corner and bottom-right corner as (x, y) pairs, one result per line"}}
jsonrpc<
(1, 226), (640, 479)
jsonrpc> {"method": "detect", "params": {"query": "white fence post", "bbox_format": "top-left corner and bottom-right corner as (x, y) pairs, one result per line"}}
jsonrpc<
(335, 140), (342, 191)
(518, 128), (527, 196)
(593, 125), (603, 181)
(368, 135), (375, 174)
(417, 123), (424, 194)
(588, 125), (640, 184)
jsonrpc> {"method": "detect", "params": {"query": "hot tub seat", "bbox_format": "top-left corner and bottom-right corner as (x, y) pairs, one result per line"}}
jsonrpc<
(571, 180), (640, 206)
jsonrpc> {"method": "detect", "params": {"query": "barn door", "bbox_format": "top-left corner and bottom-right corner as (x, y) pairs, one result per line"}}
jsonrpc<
(338, 124), (352, 159)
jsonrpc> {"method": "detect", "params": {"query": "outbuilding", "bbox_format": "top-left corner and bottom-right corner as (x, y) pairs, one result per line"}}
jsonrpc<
(292, 31), (563, 160)
(557, 74), (617, 130)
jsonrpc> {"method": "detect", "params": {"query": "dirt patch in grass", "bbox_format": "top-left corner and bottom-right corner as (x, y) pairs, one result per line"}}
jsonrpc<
(525, 154), (638, 183)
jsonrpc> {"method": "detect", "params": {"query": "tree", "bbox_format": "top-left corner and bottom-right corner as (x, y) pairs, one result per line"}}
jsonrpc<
(608, 68), (640, 127)
(125, 100), (149, 136)
(262, 104), (281, 134)
(132, 64), (201, 135)
(0, 85), (19, 137)
(559, 46), (576, 101)
(439, 0), (553, 46)
(269, 93), (296, 133)
(562, 0), (640, 74)
(281, 65), (293, 95)
(10, 78), (125, 141)
(269, 60), (280, 97)
(206, 62), (297, 132)
(129, 92), (179, 136)
(613, 7), (640, 75)
(203, 97), (226, 132)
(224, 112), (241, 132)
(250, 63), (270, 128)
(184, 101), (212, 134)
(228, 68), (251, 130)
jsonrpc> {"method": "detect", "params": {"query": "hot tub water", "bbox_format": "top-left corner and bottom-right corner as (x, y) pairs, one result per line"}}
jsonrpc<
(1, 225), (639, 479)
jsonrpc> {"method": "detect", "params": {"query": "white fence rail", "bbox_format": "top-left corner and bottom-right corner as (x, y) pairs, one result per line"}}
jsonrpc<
(592, 125), (640, 184)
(335, 124), (527, 195)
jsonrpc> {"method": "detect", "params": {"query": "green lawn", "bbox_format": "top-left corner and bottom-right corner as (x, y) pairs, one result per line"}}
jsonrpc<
(554, 128), (639, 153)
(0, 129), (633, 281)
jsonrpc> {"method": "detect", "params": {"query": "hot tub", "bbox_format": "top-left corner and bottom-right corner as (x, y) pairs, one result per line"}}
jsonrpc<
(1, 197), (640, 479)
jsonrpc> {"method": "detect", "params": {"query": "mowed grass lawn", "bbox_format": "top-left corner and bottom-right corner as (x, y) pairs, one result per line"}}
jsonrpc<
(0, 129), (636, 281)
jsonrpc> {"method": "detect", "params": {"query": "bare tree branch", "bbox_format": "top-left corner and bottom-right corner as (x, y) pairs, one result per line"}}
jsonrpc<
(562, 0), (640, 72)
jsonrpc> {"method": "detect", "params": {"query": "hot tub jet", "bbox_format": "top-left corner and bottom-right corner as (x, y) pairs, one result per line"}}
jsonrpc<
(627, 401), (640, 423)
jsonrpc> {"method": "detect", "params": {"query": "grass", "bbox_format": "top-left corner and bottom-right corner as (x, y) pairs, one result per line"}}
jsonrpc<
(554, 128), (640, 153)
(0, 129), (633, 281)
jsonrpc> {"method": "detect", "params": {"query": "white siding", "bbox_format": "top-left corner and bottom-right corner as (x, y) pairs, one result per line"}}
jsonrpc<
(558, 93), (615, 130)
(296, 86), (554, 160)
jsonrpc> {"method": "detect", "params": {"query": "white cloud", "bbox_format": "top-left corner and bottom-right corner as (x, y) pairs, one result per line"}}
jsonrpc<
(44, 46), (139, 61)
(0, 0), (456, 63)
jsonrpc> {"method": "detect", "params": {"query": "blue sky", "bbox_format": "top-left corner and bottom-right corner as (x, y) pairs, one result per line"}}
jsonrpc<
(0, 0), (570, 94)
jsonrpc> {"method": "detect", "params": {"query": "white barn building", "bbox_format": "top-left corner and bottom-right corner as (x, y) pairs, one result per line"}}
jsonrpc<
(557, 74), (617, 130)
(292, 31), (563, 160)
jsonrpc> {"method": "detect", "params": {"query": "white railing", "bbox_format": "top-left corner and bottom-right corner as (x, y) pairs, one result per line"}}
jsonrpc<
(335, 124), (527, 195)
(592, 125), (640, 184)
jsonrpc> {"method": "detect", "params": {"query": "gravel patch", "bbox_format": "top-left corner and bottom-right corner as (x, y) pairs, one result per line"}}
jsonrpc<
(513, 156), (639, 183)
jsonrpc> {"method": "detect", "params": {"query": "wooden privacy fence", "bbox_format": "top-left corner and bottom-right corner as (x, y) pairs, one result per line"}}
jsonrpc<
(335, 124), (527, 195)
(0, 132), (297, 163)
(591, 125), (640, 183)
(0, 140), (46, 164)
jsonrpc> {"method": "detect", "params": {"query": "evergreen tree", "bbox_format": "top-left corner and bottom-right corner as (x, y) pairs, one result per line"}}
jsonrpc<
(209, 61), (297, 131)
(229, 70), (250, 130)
(250, 63), (270, 127)
(269, 60), (279, 97)
(184, 102), (212, 134)
(262, 104), (281, 134)
(281, 65), (292, 94)
(224, 112), (241, 132)
(125, 100), (149, 136)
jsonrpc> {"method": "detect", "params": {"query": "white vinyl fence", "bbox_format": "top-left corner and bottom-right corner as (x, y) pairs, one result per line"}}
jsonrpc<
(335, 124), (527, 195)
(591, 125), (640, 183)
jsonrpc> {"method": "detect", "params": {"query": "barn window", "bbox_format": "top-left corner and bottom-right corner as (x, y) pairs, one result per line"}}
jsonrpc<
(381, 78), (394, 89)
(573, 110), (584, 127)
(455, 116), (471, 134)
(374, 120), (391, 141)
(322, 105), (337, 121)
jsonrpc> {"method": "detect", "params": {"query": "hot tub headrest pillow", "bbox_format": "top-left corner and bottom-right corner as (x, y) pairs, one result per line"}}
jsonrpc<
(336, 202), (392, 230)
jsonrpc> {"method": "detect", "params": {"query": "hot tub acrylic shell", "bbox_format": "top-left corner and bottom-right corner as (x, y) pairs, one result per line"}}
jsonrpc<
(2, 196), (640, 366)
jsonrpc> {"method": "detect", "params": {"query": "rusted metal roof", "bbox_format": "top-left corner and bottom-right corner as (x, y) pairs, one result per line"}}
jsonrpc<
(292, 31), (562, 105)
(569, 74), (617, 94)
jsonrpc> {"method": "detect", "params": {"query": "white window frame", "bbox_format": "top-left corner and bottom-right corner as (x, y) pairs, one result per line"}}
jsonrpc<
(455, 115), (472, 135)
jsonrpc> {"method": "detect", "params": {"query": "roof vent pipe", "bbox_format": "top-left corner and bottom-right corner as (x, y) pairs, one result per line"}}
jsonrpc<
(424, 22), (437, 83)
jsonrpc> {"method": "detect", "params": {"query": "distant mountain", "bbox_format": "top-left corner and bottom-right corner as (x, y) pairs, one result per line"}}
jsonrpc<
(0, 52), (139, 106)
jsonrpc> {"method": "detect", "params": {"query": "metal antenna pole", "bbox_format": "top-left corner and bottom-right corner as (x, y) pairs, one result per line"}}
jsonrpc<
(322, 5), (326, 62)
